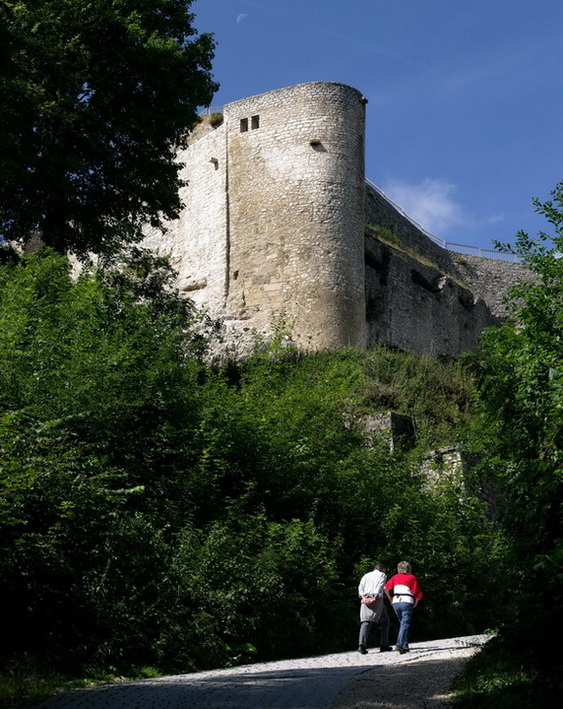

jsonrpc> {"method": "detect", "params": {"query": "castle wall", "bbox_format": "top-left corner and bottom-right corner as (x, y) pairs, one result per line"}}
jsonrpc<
(223, 83), (367, 349)
(363, 183), (528, 355)
(364, 232), (499, 355)
(140, 82), (527, 358)
(141, 120), (229, 314)
(454, 253), (530, 320)
(366, 183), (466, 275)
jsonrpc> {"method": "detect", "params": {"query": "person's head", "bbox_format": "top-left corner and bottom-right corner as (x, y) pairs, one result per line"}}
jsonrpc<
(397, 561), (411, 574)
(374, 563), (386, 572)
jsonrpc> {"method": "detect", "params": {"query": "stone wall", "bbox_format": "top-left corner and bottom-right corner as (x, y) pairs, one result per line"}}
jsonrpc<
(142, 118), (229, 315)
(141, 82), (527, 358)
(223, 82), (367, 349)
(364, 230), (499, 356)
(454, 253), (530, 320)
(365, 182), (456, 273)
(363, 183), (529, 355)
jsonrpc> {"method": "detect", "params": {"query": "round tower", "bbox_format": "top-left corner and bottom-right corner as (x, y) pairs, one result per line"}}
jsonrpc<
(224, 82), (367, 349)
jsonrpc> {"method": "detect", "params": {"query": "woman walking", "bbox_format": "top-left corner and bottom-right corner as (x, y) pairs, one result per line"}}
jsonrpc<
(384, 561), (423, 654)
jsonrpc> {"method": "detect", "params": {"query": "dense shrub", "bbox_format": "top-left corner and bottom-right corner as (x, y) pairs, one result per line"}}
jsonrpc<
(0, 249), (495, 676)
(465, 183), (563, 672)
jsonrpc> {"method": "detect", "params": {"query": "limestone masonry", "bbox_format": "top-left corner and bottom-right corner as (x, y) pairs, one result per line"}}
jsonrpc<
(142, 81), (528, 357)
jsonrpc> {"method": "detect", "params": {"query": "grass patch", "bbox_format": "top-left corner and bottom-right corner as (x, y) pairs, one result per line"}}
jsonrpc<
(365, 223), (472, 291)
(0, 670), (91, 709)
(452, 637), (561, 709)
(208, 111), (224, 127)
(0, 663), (160, 709)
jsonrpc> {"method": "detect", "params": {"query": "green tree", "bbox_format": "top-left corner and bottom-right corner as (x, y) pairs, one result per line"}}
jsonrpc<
(0, 0), (217, 256)
(0, 254), (494, 676)
(0, 248), (210, 668)
(471, 181), (563, 665)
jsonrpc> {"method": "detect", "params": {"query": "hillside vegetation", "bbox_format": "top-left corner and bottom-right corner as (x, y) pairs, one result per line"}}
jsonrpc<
(0, 248), (495, 701)
(452, 182), (563, 709)
(2, 173), (561, 709)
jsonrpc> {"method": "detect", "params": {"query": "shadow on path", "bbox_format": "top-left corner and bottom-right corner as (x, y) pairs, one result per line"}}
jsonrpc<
(36, 665), (382, 709)
(331, 653), (475, 709)
(34, 636), (486, 709)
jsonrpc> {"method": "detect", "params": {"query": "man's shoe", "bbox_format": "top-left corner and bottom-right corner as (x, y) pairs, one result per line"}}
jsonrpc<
(396, 646), (407, 654)
(358, 644), (368, 655)
(379, 646), (392, 652)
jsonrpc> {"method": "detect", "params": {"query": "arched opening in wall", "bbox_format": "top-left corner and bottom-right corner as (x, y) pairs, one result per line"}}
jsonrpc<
(458, 293), (475, 311)
(310, 139), (326, 152)
(366, 298), (382, 323)
(365, 250), (389, 285)
(410, 269), (435, 293)
(365, 251), (382, 272)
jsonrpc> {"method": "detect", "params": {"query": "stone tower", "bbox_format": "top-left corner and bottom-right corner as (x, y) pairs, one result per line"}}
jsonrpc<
(142, 82), (368, 350)
(141, 81), (525, 358)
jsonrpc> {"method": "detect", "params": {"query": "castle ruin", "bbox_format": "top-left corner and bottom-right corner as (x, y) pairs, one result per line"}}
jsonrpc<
(142, 82), (528, 357)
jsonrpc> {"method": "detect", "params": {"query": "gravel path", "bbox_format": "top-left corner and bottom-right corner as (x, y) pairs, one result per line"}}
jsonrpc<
(34, 635), (487, 709)
(331, 638), (484, 709)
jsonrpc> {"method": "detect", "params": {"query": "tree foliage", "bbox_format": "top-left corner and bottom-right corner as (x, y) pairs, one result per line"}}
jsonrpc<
(0, 0), (217, 256)
(469, 181), (563, 668)
(0, 250), (494, 676)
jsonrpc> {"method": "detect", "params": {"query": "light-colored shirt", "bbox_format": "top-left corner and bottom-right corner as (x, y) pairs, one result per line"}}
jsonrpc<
(358, 569), (387, 599)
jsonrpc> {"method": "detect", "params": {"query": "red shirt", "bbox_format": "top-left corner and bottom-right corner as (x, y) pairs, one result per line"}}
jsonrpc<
(384, 573), (423, 603)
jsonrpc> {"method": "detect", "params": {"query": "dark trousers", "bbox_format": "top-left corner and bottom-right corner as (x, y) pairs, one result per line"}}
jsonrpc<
(359, 605), (390, 647)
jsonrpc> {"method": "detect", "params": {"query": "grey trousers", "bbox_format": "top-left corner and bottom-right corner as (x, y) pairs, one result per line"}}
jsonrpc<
(359, 605), (390, 647)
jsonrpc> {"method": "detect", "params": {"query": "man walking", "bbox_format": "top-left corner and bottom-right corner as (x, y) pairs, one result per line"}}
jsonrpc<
(357, 563), (392, 654)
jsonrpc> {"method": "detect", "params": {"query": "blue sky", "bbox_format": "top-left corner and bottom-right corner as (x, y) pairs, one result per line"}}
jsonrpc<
(192, 0), (563, 251)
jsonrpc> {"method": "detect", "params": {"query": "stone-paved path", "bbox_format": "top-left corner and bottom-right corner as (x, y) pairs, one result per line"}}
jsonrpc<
(34, 635), (487, 709)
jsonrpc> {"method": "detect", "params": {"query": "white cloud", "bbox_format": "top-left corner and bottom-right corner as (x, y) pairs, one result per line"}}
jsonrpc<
(382, 178), (466, 236)
(482, 213), (505, 226)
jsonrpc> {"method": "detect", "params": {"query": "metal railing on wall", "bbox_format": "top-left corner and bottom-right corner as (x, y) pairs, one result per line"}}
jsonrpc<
(185, 123), (519, 263)
(199, 106), (224, 116)
(365, 179), (520, 262)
